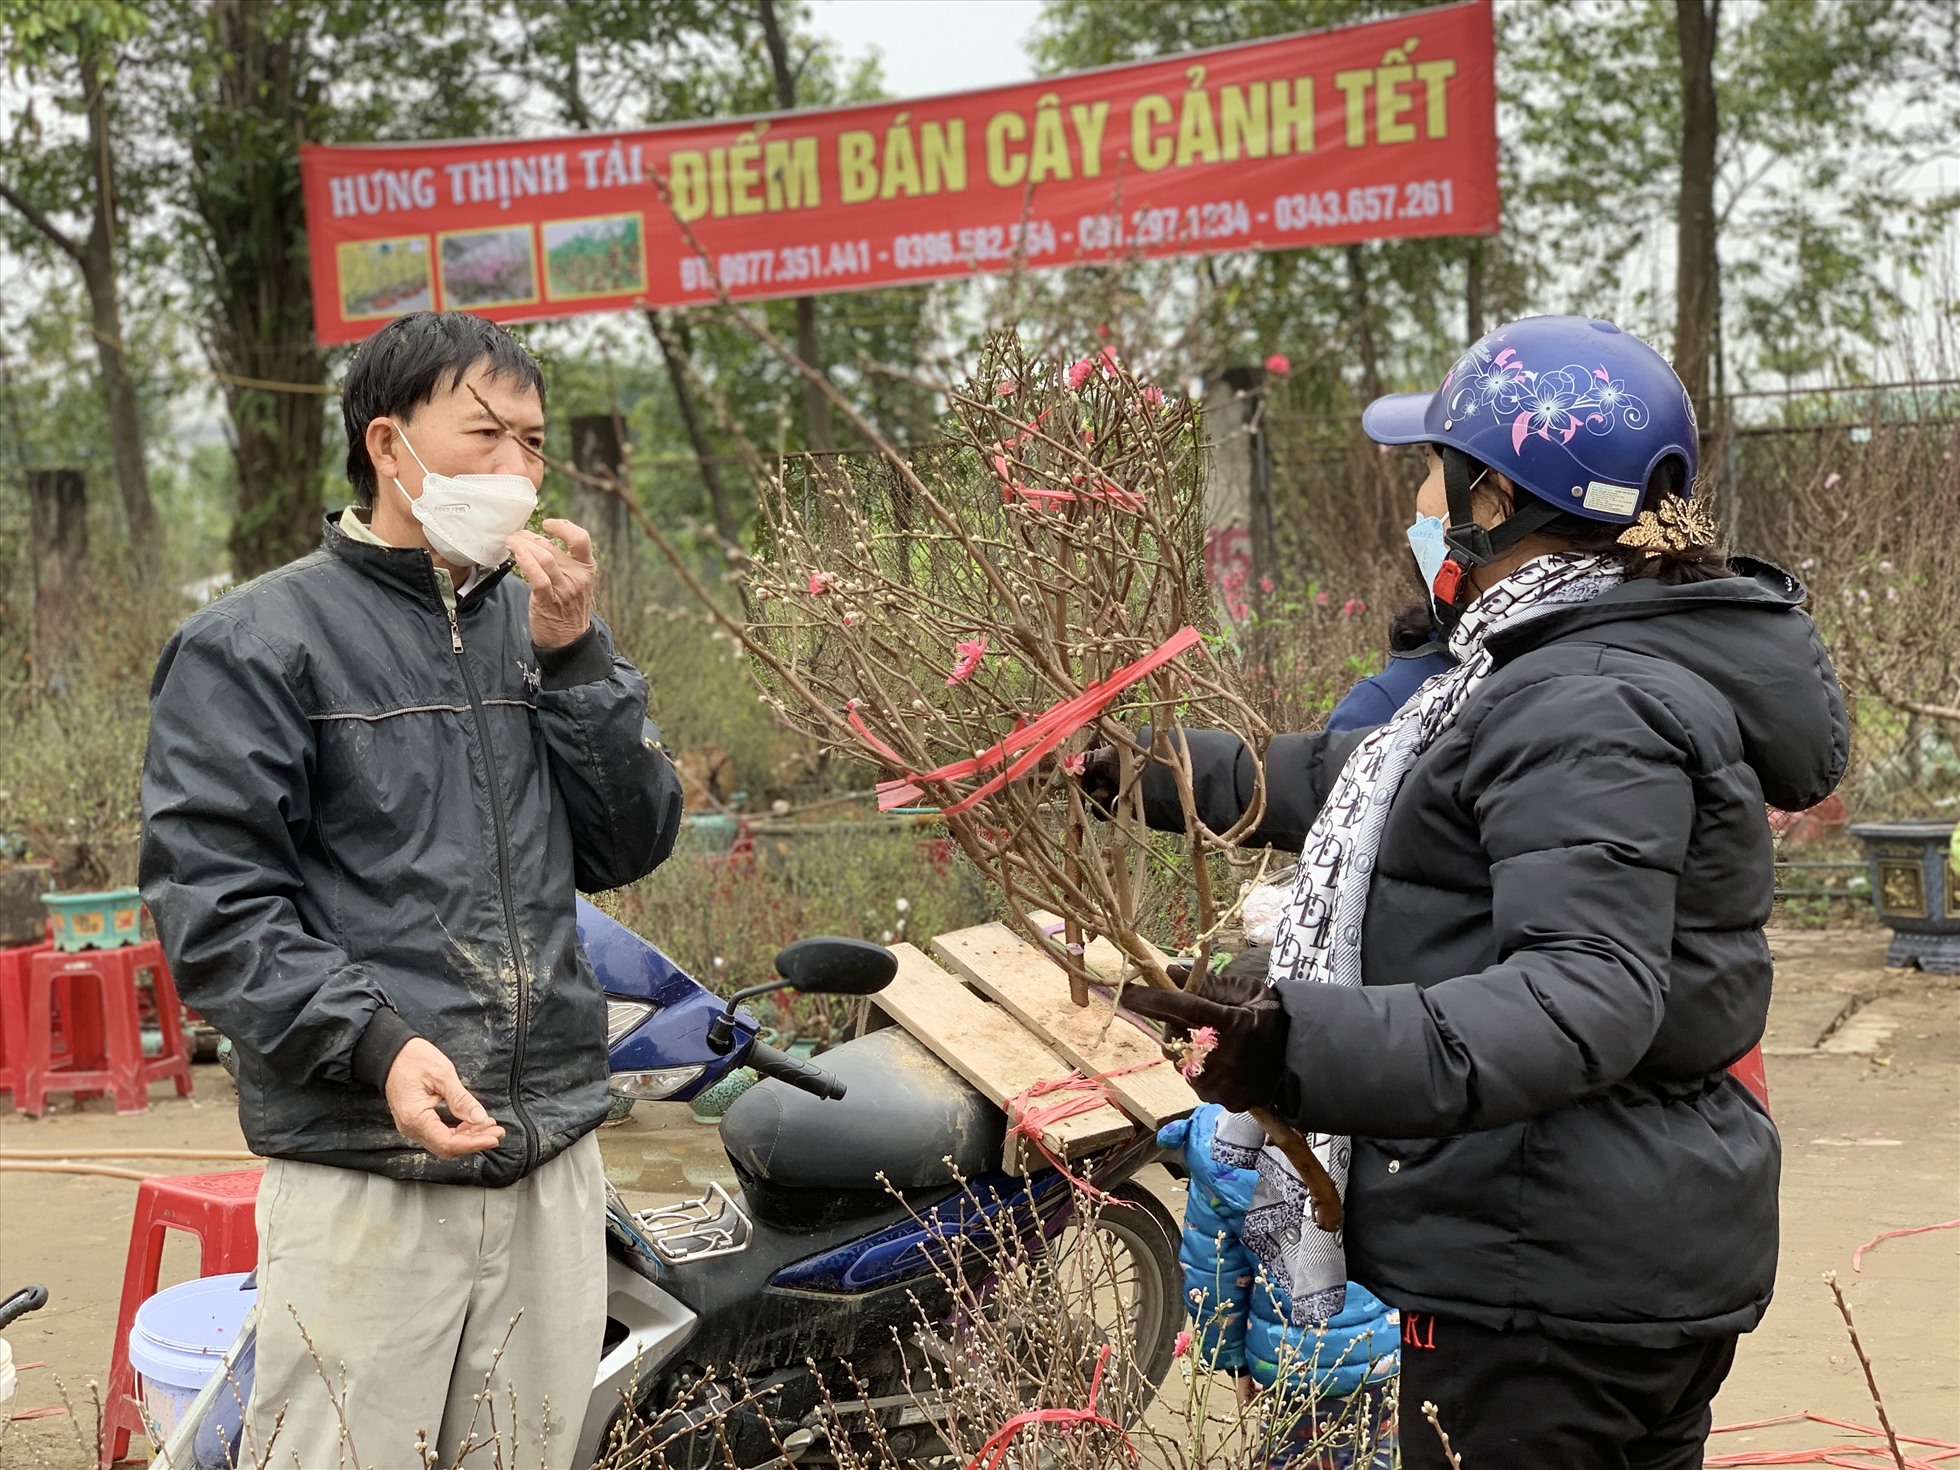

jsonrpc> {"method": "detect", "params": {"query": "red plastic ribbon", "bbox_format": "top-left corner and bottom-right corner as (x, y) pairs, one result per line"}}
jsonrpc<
(1852, 1218), (1959, 1274)
(1707, 1411), (1960, 1468)
(989, 407), (1146, 511)
(1003, 1061), (1157, 1204)
(963, 1343), (1137, 1470)
(868, 626), (1203, 816)
(845, 700), (906, 766)
(989, 407), (1052, 501)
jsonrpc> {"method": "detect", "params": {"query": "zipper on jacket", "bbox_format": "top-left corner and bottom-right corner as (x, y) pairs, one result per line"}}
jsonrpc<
(448, 602), (540, 1176)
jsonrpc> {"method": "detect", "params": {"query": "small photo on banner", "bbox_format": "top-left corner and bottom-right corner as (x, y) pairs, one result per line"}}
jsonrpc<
(543, 213), (647, 301)
(336, 236), (432, 320)
(439, 225), (539, 311)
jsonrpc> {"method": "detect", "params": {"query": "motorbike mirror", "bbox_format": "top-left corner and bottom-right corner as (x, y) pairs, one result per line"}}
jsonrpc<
(772, 937), (898, 996)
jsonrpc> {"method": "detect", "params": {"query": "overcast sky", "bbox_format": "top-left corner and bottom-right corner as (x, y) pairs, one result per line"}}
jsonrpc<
(808, 0), (1043, 99)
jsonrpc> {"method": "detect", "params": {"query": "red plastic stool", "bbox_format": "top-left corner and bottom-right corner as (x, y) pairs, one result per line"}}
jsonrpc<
(101, 1169), (263, 1466)
(0, 930), (100, 1100)
(0, 934), (56, 1097)
(17, 940), (193, 1116)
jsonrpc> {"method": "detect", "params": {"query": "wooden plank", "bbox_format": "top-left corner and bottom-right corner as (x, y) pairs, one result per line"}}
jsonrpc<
(932, 922), (1199, 1128)
(873, 943), (1134, 1169)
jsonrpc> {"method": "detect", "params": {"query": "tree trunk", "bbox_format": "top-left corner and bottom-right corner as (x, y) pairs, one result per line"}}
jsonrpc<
(757, 0), (833, 453)
(1465, 236), (1485, 345)
(647, 309), (743, 549)
(77, 48), (157, 561)
(28, 469), (88, 689)
(223, 368), (330, 578)
(1675, 0), (1721, 423)
(1200, 368), (1266, 641)
(568, 412), (633, 598)
(1344, 244), (1385, 404)
(193, 0), (330, 580)
(0, 46), (163, 567)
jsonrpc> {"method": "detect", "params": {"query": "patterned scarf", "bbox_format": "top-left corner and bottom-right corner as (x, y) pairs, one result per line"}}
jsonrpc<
(1212, 552), (1624, 1324)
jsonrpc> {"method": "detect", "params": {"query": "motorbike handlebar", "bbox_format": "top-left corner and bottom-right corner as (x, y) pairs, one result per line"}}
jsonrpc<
(0, 1284), (48, 1331)
(747, 1040), (848, 1101)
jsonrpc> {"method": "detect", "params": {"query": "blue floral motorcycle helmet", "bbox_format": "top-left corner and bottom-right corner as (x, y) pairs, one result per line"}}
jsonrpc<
(1362, 315), (1700, 614)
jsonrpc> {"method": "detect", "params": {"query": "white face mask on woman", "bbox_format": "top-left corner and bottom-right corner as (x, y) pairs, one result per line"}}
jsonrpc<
(391, 427), (537, 569)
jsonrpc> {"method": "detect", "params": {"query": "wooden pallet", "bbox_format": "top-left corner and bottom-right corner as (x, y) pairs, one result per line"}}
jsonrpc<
(930, 922), (1198, 1129)
(873, 923), (1198, 1172)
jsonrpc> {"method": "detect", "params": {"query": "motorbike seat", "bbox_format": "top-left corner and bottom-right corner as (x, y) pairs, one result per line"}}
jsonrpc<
(720, 1028), (1003, 1198)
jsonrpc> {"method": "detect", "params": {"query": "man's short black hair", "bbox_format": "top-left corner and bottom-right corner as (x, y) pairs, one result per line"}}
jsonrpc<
(342, 311), (546, 508)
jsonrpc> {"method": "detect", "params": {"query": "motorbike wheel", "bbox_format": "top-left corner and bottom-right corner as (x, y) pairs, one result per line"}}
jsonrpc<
(892, 1177), (1184, 1468)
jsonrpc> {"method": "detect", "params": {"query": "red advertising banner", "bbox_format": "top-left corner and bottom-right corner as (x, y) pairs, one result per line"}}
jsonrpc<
(299, 0), (1495, 346)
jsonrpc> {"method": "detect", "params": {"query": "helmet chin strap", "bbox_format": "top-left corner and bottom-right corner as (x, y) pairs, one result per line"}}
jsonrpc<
(1429, 446), (1564, 627)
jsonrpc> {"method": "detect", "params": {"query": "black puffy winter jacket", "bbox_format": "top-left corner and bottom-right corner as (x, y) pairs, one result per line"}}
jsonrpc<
(1143, 560), (1846, 1346)
(140, 515), (683, 1186)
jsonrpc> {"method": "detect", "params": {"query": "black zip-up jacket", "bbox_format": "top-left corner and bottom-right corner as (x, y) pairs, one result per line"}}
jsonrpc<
(1139, 561), (1846, 1346)
(139, 515), (683, 1186)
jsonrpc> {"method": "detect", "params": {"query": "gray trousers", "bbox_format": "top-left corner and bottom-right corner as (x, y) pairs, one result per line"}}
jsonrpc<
(245, 1134), (605, 1470)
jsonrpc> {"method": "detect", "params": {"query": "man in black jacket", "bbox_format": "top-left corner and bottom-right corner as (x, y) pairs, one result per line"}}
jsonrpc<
(140, 312), (683, 1468)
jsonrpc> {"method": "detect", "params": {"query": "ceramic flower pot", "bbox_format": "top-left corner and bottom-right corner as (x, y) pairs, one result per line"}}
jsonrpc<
(1849, 819), (1960, 974)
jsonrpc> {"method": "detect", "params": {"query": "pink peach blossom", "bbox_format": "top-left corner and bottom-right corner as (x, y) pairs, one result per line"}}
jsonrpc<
(1179, 1025), (1220, 1079)
(1264, 353), (1291, 375)
(947, 636), (988, 686)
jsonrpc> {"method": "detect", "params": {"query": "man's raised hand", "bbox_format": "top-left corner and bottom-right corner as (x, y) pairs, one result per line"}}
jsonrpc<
(508, 517), (596, 651)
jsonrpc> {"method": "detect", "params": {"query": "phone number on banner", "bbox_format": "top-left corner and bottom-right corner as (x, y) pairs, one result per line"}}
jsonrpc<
(680, 241), (874, 291)
(1274, 180), (1457, 231)
(890, 220), (1062, 270)
(1076, 201), (1256, 250)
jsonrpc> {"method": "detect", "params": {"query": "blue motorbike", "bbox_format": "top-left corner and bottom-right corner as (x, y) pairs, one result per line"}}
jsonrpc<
(167, 901), (1183, 1468)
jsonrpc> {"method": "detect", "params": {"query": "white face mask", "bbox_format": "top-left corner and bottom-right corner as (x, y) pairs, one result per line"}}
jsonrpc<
(391, 427), (537, 569)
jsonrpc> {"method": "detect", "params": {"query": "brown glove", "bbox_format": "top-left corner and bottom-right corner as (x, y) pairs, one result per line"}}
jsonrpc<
(1125, 946), (1286, 1115)
(1074, 745), (1122, 816)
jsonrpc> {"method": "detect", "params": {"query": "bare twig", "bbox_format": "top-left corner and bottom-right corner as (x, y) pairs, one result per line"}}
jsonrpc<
(1824, 1271), (1908, 1470)
(289, 1308), (362, 1470)
(1421, 1399), (1463, 1469)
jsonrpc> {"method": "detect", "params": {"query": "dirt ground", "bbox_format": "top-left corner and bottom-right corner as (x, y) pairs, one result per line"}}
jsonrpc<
(1, 924), (1953, 1468)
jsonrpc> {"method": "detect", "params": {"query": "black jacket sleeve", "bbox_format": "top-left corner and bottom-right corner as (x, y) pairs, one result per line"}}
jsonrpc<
(1275, 671), (1694, 1139)
(139, 613), (395, 1089)
(534, 616), (685, 892)
(1132, 726), (1373, 852)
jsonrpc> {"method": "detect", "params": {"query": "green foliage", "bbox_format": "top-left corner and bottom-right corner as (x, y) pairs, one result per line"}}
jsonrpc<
(608, 824), (994, 1012)
(1, 0), (146, 73)
(1507, 0), (1960, 381)
(0, 573), (188, 872)
(603, 593), (801, 798)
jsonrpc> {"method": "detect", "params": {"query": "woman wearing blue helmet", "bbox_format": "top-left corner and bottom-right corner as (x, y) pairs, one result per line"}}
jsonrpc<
(1120, 317), (1849, 1467)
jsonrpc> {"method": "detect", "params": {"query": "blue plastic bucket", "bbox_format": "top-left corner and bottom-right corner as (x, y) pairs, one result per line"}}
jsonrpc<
(127, 1272), (256, 1444)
